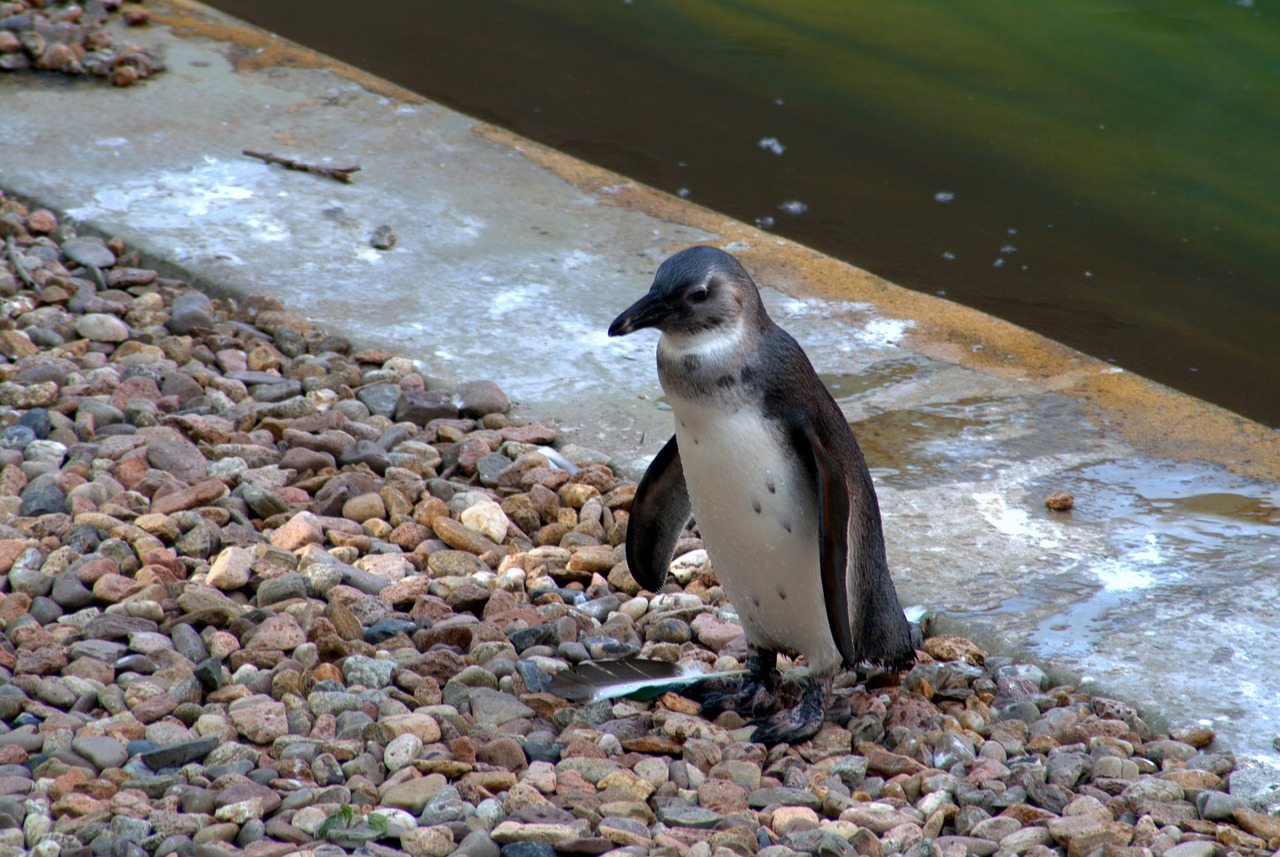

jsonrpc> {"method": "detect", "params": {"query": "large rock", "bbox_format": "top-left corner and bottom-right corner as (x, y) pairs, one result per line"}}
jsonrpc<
(228, 696), (289, 744)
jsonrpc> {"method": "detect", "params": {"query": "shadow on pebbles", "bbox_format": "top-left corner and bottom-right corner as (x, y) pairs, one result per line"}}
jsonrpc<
(0, 192), (1277, 857)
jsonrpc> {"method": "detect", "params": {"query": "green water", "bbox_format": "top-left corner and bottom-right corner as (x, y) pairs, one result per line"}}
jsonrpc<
(209, 0), (1280, 425)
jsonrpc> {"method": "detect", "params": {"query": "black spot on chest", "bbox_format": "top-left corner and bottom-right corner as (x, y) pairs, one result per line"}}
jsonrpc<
(682, 355), (700, 372)
(716, 374), (736, 389)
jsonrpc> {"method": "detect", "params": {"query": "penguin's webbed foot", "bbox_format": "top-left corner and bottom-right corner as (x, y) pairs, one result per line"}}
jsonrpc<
(749, 678), (827, 746)
(698, 650), (779, 720)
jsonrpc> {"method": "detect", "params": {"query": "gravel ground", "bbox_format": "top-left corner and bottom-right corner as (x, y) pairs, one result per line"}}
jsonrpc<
(1, 191), (1278, 857)
(0, 0), (161, 86)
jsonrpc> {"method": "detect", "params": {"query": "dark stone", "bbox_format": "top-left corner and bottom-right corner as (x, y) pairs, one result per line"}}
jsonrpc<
(256, 572), (307, 606)
(580, 635), (639, 660)
(507, 624), (555, 652)
(17, 407), (52, 439)
(121, 773), (181, 799)
(19, 483), (64, 516)
(62, 238), (116, 268)
(161, 372), (205, 406)
(313, 333), (350, 355)
(341, 563), (392, 597)
(65, 524), (101, 555)
(577, 596), (621, 623)
(356, 382), (401, 418)
(238, 483), (290, 518)
(0, 424), (35, 451)
(115, 654), (156, 674)
(784, 829), (857, 857)
(363, 617), (417, 644)
(313, 471), (381, 517)
(654, 798), (724, 828)
(455, 380), (511, 418)
(338, 440), (390, 475)
(167, 292), (215, 334)
(327, 823), (380, 849)
(169, 623), (210, 663)
(28, 596), (62, 625)
(498, 843), (559, 857)
(139, 735), (219, 770)
(377, 423), (415, 451)
(85, 614), (158, 640)
(273, 325), (307, 358)
(395, 389), (457, 426)
(205, 760), (254, 780)
(519, 740), (562, 765)
(247, 768), (275, 785)
(9, 564), (54, 597)
(476, 453), (510, 488)
(179, 788), (218, 814)
(153, 836), (195, 857)
(249, 381), (303, 403)
(453, 829), (500, 857)
(369, 224), (397, 250)
(194, 657), (223, 692)
(647, 617), (692, 644)
(235, 823), (264, 849)
(90, 833), (117, 857)
(514, 660), (552, 694)
(1021, 772), (1073, 815)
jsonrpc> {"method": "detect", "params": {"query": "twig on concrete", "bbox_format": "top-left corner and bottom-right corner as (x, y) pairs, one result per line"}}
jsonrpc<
(243, 149), (362, 184)
(5, 237), (36, 290)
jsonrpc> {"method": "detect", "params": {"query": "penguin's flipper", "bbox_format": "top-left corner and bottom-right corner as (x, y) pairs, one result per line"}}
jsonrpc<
(798, 421), (859, 669)
(625, 434), (692, 591)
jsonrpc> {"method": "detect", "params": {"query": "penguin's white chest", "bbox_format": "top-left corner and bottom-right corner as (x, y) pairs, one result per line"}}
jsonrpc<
(665, 392), (843, 674)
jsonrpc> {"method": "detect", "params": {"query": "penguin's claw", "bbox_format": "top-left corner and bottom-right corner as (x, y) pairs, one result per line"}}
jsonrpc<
(698, 650), (780, 719)
(748, 679), (827, 746)
(700, 676), (778, 720)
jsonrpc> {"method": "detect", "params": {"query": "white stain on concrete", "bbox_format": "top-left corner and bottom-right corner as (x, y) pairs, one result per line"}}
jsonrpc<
(68, 157), (262, 227)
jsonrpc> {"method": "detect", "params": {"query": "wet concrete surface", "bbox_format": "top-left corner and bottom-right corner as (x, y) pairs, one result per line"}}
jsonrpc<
(2, 0), (1278, 802)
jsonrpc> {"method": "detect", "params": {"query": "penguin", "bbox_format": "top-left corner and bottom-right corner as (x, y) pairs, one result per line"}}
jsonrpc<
(608, 245), (915, 744)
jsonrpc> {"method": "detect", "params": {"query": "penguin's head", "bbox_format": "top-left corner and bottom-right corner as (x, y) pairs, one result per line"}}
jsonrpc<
(609, 246), (763, 338)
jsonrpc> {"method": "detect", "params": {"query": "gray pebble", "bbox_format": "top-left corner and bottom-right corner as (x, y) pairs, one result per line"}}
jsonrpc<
(19, 483), (63, 516)
(364, 617), (417, 644)
(455, 379), (511, 418)
(168, 291), (215, 334)
(339, 439), (391, 474)
(395, 388), (458, 425)
(140, 735), (220, 770)
(356, 382), (401, 417)
(498, 843), (557, 857)
(256, 572), (307, 606)
(9, 563), (54, 597)
(62, 237), (116, 268)
(342, 655), (396, 689)
(656, 799), (724, 828)
(0, 424), (35, 450)
(1198, 789), (1247, 820)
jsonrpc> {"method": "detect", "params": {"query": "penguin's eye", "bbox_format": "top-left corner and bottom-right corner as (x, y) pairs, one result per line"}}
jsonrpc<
(688, 286), (710, 303)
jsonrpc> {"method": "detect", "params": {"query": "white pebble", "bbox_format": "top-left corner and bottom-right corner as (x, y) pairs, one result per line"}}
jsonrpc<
(668, 549), (710, 584)
(461, 499), (509, 543)
(384, 732), (423, 772)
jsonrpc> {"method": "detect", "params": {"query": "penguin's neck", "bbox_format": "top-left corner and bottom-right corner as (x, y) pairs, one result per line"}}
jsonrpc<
(656, 318), (756, 408)
(658, 317), (748, 365)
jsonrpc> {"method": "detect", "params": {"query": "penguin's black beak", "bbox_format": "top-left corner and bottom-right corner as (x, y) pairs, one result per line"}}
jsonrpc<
(608, 290), (672, 337)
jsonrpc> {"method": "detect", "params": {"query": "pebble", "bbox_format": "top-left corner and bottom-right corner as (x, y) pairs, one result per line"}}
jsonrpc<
(0, 192), (1268, 857)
